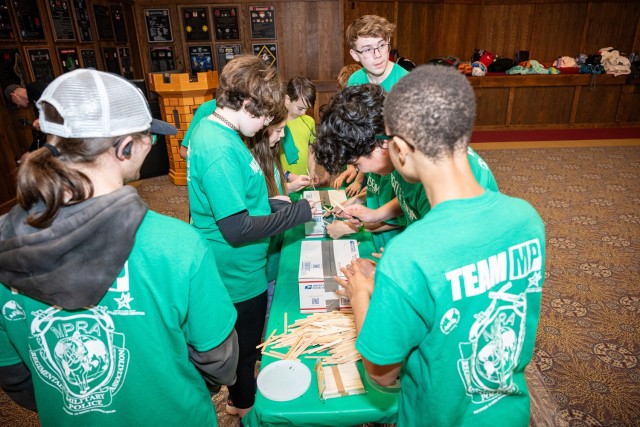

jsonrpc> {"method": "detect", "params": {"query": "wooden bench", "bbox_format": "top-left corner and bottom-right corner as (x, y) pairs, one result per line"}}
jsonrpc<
(311, 74), (640, 131)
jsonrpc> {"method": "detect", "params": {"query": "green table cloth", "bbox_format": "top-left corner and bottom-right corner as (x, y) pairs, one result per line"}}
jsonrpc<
(244, 219), (398, 426)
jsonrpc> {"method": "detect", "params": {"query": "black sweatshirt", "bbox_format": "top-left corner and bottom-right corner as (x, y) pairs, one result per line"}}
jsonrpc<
(217, 198), (312, 246)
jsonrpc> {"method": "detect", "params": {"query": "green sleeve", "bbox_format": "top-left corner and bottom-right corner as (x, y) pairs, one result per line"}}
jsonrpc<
(184, 245), (237, 351)
(347, 68), (369, 87)
(0, 295), (22, 367)
(303, 116), (316, 143)
(467, 147), (499, 192)
(200, 149), (249, 220)
(181, 99), (217, 148)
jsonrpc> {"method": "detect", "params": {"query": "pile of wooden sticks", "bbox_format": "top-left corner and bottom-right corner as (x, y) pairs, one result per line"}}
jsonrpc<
(257, 311), (361, 365)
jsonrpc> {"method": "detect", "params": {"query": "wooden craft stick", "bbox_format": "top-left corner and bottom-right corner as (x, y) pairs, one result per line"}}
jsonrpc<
(262, 350), (286, 359)
(284, 335), (304, 359)
(261, 311), (361, 366)
(305, 339), (343, 354)
(256, 329), (278, 349)
(307, 168), (316, 191)
(289, 335), (318, 360)
(284, 312), (288, 334)
(331, 365), (345, 394)
(329, 197), (346, 212)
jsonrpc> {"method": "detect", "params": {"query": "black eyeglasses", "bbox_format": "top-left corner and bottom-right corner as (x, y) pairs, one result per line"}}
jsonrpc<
(141, 130), (157, 145)
(353, 42), (391, 58)
(377, 133), (415, 152)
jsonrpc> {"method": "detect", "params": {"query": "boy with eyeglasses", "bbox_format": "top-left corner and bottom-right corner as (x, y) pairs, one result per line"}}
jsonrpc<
(346, 15), (408, 91)
(328, 15), (411, 251)
(326, 15), (407, 250)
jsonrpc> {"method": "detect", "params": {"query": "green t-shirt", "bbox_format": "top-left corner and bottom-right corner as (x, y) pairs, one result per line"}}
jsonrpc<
(0, 211), (236, 426)
(357, 191), (545, 427)
(188, 118), (271, 302)
(366, 173), (404, 251)
(347, 62), (408, 245)
(279, 115), (315, 176)
(391, 147), (499, 226)
(182, 99), (217, 149)
(347, 62), (409, 92)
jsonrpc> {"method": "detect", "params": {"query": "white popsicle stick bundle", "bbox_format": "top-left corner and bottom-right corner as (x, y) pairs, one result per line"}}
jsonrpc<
(257, 311), (362, 365)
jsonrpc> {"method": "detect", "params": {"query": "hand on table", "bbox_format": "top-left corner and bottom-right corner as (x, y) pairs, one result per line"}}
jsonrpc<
(325, 220), (357, 240)
(335, 258), (375, 300)
(333, 165), (358, 188)
(345, 181), (363, 197)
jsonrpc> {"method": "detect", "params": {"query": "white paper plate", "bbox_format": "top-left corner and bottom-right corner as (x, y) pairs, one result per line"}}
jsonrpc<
(257, 360), (311, 402)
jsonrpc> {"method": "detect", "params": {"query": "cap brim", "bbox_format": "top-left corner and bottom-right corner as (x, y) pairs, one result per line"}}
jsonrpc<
(150, 118), (178, 136)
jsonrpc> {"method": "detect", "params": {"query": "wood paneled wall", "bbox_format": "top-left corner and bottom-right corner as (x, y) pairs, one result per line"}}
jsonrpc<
(130, 0), (344, 82)
(344, 1), (640, 66)
(0, 0), (138, 214)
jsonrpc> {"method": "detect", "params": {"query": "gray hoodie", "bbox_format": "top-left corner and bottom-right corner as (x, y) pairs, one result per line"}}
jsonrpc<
(0, 186), (147, 309)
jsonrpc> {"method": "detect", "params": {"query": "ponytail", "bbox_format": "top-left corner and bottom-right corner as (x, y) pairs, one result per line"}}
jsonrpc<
(17, 143), (93, 228)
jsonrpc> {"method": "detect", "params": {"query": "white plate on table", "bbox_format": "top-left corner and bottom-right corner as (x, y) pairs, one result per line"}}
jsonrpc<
(257, 360), (311, 402)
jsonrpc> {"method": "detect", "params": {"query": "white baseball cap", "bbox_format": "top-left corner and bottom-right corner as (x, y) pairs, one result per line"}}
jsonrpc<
(37, 69), (177, 138)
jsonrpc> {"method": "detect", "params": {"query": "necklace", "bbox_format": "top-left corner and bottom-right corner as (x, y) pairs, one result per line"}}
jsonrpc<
(212, 111), (239, 132)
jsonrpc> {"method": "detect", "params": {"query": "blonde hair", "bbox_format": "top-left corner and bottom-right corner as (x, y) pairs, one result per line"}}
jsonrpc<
(337, 64), (362, 89)
(346, 15), (396, 49)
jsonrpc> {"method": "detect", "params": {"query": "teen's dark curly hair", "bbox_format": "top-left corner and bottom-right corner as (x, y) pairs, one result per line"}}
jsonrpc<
(312, 84), (385, 175)
(384, 65), (476, 159)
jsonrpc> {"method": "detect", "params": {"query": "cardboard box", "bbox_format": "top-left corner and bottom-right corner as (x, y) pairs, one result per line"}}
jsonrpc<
(305, 214), (325, 238)
(298, 239), (359, 312)
(302, 190), (348, 238)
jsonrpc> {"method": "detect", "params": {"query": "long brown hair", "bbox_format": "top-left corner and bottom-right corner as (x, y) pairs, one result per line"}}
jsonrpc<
(245, 101), (288, 197)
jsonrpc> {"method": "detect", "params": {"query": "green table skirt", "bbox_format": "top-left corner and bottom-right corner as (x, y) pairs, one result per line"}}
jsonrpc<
(244, 223), (398, 427)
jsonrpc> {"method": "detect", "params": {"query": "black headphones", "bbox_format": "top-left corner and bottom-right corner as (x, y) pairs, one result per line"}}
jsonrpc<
(122, 141), (132, 157)
(114, 139), (133, 159)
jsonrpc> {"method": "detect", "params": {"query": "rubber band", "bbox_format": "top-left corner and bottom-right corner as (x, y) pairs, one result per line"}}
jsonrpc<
(43, 143), (61, 157)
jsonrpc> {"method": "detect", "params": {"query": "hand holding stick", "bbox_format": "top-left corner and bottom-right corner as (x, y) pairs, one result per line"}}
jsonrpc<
(331, 198), (365, 233)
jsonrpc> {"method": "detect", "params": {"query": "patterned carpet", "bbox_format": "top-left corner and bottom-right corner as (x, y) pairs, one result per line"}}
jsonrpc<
(478, 143), (640, 427)
(1, 142), (639, 426)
